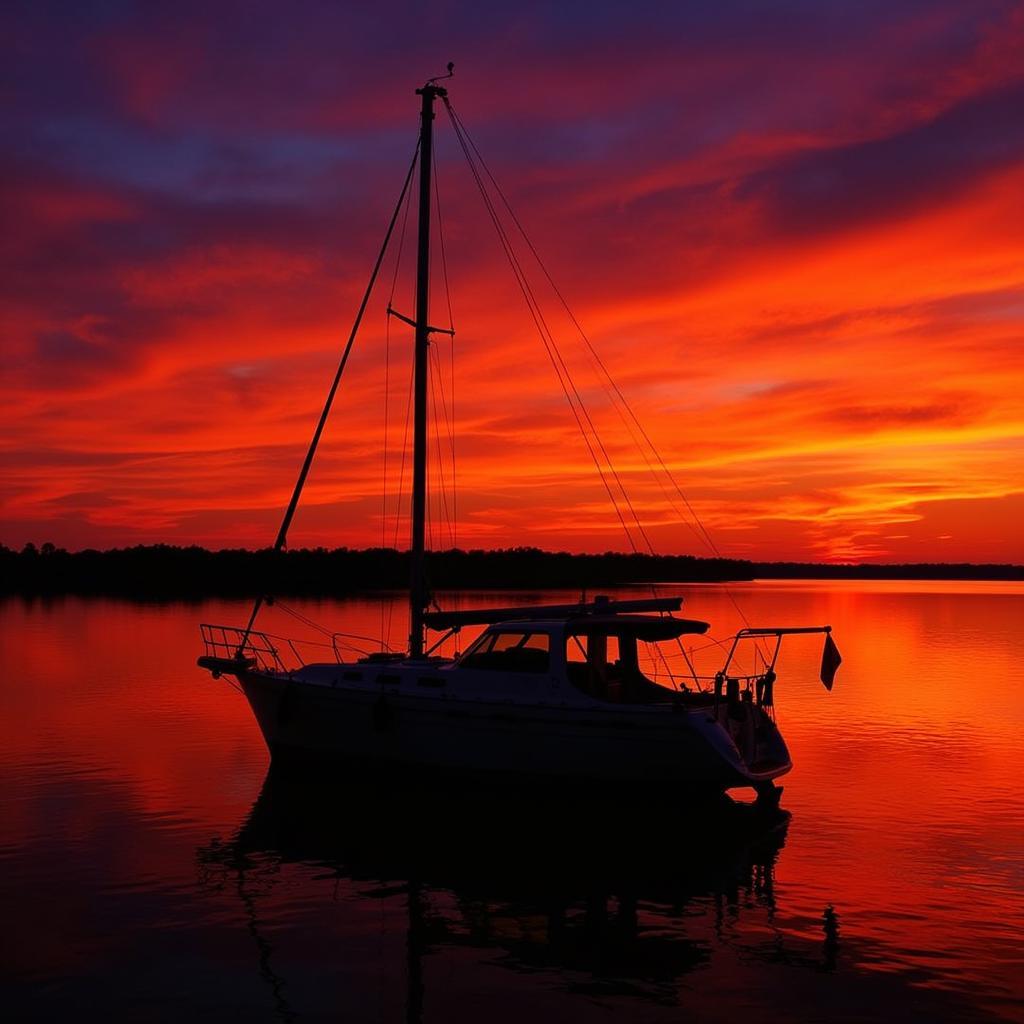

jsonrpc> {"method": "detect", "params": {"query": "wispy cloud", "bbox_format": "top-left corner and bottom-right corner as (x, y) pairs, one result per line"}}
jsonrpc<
(3, 1), (1023, 562)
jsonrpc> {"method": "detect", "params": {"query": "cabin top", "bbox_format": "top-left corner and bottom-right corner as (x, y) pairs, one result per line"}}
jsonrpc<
(423, 594), (705, 634)
(465, 614), (709, 643)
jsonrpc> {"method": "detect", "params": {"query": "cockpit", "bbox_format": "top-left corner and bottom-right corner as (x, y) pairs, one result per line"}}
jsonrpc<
(562, 620), (698, 703)
(454, 612), (712, 704)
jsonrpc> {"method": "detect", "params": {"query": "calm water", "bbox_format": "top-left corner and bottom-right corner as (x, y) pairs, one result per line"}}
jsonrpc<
(2, 581), (1022, 1022)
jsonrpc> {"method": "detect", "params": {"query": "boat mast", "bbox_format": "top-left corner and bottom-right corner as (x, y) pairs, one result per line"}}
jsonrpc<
(409, 79), (446, 658)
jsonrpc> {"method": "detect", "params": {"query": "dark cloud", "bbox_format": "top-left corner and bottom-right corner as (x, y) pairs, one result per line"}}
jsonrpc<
(826, 400), (975, 428)
(34, 328), (120, 368)
(738, 81), (1024, 239)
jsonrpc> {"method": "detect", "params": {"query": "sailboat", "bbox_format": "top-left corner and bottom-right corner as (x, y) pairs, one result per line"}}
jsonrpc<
(198, 72), (840, 805)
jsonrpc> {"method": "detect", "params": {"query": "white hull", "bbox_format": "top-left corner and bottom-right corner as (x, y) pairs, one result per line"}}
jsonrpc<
(237, 662), (791, 795)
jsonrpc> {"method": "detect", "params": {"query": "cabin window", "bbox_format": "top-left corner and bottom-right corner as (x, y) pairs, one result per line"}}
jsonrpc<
(565, 633), (624, 696)
(566, 634), (620, 664)
(457, 631), (550, 674)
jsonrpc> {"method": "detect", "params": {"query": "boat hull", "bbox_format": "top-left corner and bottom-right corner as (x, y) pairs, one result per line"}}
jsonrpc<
(237, 669), (788, 795)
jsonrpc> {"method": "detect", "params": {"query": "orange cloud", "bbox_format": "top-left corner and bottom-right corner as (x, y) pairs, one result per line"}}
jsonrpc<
(3, 3), (1024, 563)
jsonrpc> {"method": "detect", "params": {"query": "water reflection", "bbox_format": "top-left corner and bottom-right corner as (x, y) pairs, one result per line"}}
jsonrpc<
(198, 770), (819, 1020)
(4, 587), (1022, 1021)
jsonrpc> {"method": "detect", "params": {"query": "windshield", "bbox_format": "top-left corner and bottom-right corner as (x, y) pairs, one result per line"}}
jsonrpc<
(457, 630), (550, 674)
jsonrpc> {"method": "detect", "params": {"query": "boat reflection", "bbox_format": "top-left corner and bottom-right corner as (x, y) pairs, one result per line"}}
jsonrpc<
(197, 771), (828, 1019)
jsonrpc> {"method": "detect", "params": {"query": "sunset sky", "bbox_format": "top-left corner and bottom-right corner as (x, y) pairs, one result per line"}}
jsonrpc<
(4, 1), (1023, 563)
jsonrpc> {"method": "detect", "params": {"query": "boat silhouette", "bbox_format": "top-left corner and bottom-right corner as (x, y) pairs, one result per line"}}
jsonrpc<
(197, 71), (839, 803)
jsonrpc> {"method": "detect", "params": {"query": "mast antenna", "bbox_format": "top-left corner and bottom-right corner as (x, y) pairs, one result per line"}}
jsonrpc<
(426, 62), (455, 86)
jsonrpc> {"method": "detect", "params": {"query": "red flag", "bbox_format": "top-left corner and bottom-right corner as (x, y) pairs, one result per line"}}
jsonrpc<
(820, 633), (842, 690)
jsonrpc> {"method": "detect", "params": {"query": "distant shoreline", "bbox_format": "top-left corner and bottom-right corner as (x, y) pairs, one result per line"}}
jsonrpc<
(2, 543), (1021, 598)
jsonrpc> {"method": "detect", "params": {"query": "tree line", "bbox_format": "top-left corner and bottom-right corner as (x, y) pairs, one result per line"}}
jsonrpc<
(2, 543), (1021, 598)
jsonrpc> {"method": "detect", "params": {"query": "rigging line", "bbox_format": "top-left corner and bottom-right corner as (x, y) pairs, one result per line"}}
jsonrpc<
(235, 139), (421, 657)
(533, 289), (655, 553)
(381, 157), (417, 648)
(383, 174), (416, 535)
(432, 142), (456, 333)
(447, 108), (711, 683)
(432, 335), (458, 548)
(275, 140), (418, 555)
(385, 183), (421, 647)
(448, 106), (663, 548)
(386, 356), (417, 647)
(388, 159), (417, 303)
(446, 118), (709, 639)
(443, 104), (641, 551)
(426, 435), (434, 553)
(426, 357), (436, 550)
(382, 304), (391, 649)
(444, 146), (629, 544)
(449, 332), (457, 549)
(442, 121), (655, 569)
(429, 329), (457, 540)
(274, 599), (333, 638)
(447, 106), (702, 542)
(445, 103), (656, 558)
(390, 358), (417, 551)
(429, 345), (455, 548)
(689, 634), (742, 656)
(468, 137), (749, 561)
(448, 105), (767, 660)
(432, 148), (458, 547)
